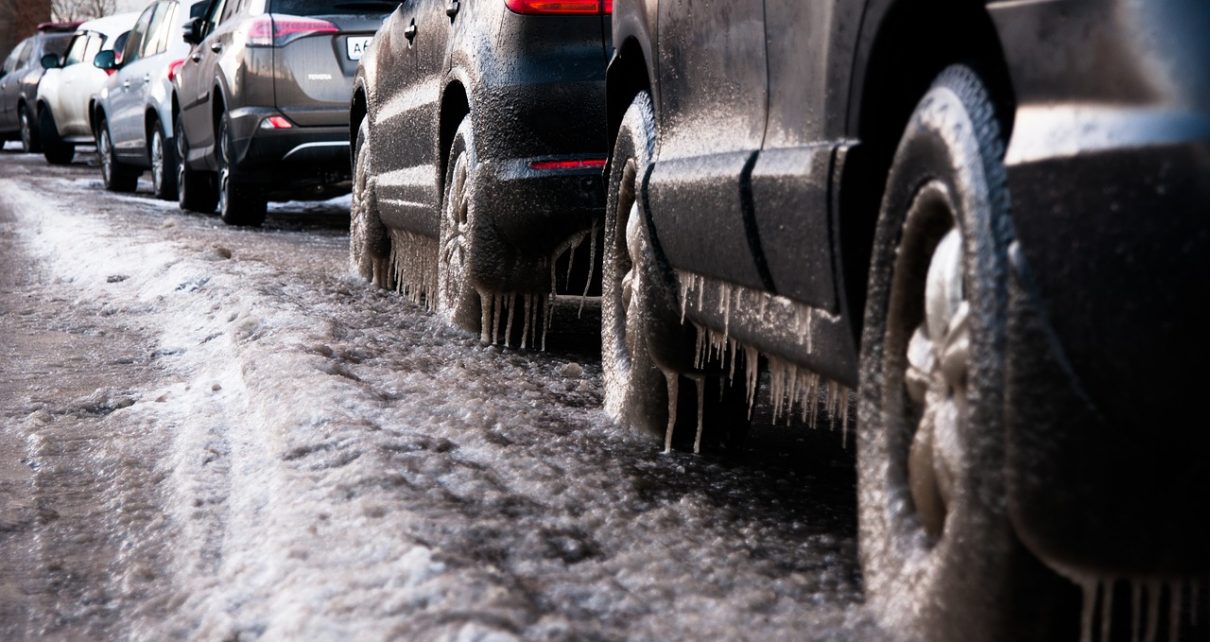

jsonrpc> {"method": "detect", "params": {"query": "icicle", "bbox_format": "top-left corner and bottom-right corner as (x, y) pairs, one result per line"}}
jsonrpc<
(841, 388), (851, 447)
(744, 345), (759, 419)
(541, 295), (552, 351)
(521, 295), (533, 350)
(692, 376), (705, 454)
(1145, 580), (1161, 642)
(479, 289), (492, 344)
(681, 276), (691, 323)
(663, 369), (679, 453)
(1103, 578), (1116, 642)
(491, 293), (502, 345)
(1080, 578), (1096, 642)
(504, 292), (517, 347)
(565, 234), (579, 286)
(1169, 580), (1182, 642)
(580, 224), (597, 317)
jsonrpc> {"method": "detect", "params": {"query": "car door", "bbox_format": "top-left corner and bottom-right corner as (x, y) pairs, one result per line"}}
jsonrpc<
(374, 0), (451, 238)
(0, 41), (27, 130)
(646, 0), (769, 292)
(179, 0), (235, 163)
(749, 0), (846, 313)
(113, 3), (169, 156)
(54, 34), (91, 133)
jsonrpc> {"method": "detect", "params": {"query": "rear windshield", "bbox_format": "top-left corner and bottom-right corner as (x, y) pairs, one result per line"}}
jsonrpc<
(41, 33), (74, 57)
(268, 0), (398, 16)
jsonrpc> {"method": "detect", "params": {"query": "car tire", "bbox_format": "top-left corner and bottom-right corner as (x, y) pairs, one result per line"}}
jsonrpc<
(38, 108), (74, 165)
(175, 114), (218, 213)
(350, 119), (392, 287)
(150, 118), (178, 201)
(857, 65), (1071, 641)
(97, 119), (139, 192)
(436, 117), (482, 332)
(602, 91), (746, 452)
(217, 111), (266, 226)
(19, 104), (40, 153)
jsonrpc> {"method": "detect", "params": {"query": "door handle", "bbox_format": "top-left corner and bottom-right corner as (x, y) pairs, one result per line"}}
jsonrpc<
(446, 1), (460, 17)
(123, 80), (131, 89)
(209, 42), (223, 53)
(143, 74), (151, 83)
(191, 53), (202, 62)
(404, 20), (417, 42)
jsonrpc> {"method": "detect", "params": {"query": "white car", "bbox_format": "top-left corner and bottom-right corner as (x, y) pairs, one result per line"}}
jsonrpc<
(35, 12), (139, 165)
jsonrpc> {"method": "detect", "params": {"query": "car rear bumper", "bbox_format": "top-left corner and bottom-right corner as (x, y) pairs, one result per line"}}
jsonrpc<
(466, 157), (605, 293)
(226, 105), (350, 197)
(1003, 120), (1210, 577)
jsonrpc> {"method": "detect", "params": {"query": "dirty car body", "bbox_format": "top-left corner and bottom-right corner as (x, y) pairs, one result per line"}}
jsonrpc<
(351, 0), (611, 298)
(607, 0), (1210, 634)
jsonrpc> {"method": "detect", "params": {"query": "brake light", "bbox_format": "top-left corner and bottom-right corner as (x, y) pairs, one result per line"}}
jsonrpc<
(166, 58), (185, 82)
(246, 14), (339, 47)
(260, 115), (294, 129)
(505, 0), (610, 14)
(530, 158), (607, 170)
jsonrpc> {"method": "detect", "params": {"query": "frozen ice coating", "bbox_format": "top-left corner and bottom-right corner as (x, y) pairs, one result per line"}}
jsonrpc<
(1065, 572), (1205, 642)
(0, 161), (871, 641)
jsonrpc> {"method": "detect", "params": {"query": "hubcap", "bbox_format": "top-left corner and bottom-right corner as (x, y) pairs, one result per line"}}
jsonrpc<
(440, 154), (469, 305)
(20, 112), (31, 150)
(100, 129), (112, 183)
(218, 121), (230, 213)
(902, 198), (971, 540)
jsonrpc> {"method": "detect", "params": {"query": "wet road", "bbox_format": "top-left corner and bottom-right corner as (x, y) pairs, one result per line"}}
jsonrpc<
(0, 145), (875, 641)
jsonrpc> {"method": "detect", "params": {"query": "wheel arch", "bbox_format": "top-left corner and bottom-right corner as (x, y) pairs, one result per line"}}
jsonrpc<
(437, 79), (470, 201)
(837, 0), (1017, 344)
(349, 81), (368, 167)
(605, 36), (653, 162)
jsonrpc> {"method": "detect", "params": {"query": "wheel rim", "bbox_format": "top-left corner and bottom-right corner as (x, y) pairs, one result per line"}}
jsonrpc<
(100, 128), (112, 184)
(20, 110), (32, 151)
(439, 153), (469, 308)
(887, 181), (971, 542)
(151, 129), (164, 194)
(175, 121), (188, 200)
(614, 160), (641, 375)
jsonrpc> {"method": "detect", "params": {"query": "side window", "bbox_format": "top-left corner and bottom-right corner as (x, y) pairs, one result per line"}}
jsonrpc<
(84, 34), (103, 65)
(3, 42), (25, 73)
(149, 3), (179, 55)
(123, 6), (157, 64)
(207, 0), (228, 27)
(143, 2), (170, 57)
(221, 0), (243, 23)
(62, 35), (88, 67)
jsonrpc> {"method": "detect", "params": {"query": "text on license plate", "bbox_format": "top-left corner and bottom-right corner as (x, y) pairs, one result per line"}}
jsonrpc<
(347, 37), (373, 61)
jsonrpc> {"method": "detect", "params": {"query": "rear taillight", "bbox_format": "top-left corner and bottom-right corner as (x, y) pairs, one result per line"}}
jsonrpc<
(530, 158), (607, 171)
(260, 115), (294, 129)
(246, 14), (339, 47)
(166, 58), (185, 82)
(505, 0), (611, 14)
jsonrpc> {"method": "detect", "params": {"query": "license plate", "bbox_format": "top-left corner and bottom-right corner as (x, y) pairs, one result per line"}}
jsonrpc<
(346, 36), (373, 61)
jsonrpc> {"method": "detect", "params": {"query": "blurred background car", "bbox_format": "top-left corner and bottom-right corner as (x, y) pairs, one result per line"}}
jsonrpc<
(173, 0), (394, 226)
(0, 21), (78, 153)
(35, 12), (139, 165)
(603, 0), (1210, 640)
(348, 0), (612, 343)
(92, 0), (207, 197)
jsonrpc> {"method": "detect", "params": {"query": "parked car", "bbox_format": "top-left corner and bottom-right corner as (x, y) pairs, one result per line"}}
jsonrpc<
(36, 12), (139, 165)
(603, 1), (1210, 640)
(173, 0), (393, 226)
(92, 0), (206, 197)
(349, 0), (611, 342)
(0, 22), (78, 153)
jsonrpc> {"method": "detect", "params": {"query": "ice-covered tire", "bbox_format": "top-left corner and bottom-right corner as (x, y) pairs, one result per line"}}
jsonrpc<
(176, 114), (218, 213)
(857, 65), (1069, 641)
(436, 117), (481, 332)
(150, 118), (177, 201)
(350, 119), (391, 286)
(601, 91), (745, 452)
(217, 111), (266, 226)
(39, 108), (74, 165)
(97, 120), (139, 192)
(19, 104), (40, 153)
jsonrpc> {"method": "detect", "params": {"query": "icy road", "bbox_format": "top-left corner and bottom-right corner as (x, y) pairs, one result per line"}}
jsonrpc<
(0, 148), (874, 641)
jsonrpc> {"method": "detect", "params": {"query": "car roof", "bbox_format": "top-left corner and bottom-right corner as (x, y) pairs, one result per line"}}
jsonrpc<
(77, 12), (143, 39)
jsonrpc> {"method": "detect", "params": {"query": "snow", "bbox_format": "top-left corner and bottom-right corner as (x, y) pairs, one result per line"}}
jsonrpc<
(0, 164), (872, 640)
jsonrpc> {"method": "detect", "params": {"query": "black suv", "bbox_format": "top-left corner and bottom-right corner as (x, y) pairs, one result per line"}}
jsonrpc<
(604, 0), (1210, 640)
(349, 0), (611, 344)
(173, 0), (393, 225)
(0, 22), (77, 153)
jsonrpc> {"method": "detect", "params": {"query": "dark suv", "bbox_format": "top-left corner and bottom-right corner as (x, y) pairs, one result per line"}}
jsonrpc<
(0, 23), (77, 153)
(173, 0), (393, 225)
(604, 0), (1210, 640)
(349, 0), (610, 344)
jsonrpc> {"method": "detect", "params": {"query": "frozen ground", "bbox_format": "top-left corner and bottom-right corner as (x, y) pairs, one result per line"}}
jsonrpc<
(0, 146), (875, 641)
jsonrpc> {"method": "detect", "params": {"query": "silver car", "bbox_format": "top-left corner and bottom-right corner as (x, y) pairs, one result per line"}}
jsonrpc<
(93, 0), (206, 197)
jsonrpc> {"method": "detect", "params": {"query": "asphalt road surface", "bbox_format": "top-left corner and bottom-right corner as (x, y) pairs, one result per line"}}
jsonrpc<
(0, 145), (875, 641)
